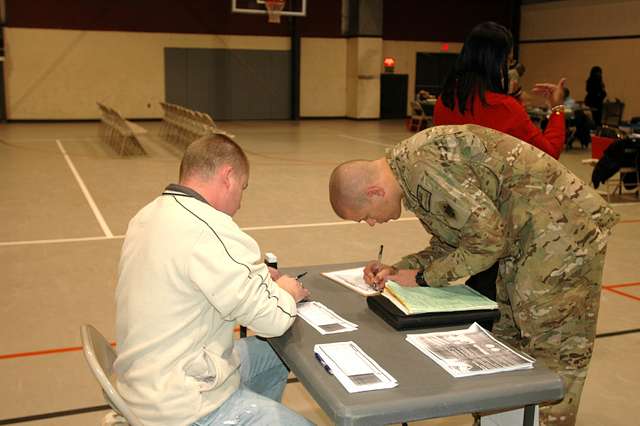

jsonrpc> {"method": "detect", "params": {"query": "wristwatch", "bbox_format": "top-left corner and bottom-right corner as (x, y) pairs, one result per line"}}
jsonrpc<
(415, 269), (429, 287)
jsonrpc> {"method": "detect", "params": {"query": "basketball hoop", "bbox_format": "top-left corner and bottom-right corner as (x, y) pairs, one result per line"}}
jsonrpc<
(265, 0), (286, 23)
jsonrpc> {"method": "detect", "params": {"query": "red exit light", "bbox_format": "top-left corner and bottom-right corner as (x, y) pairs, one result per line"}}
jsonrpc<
(383, 57), (396, 73)
(441, 43), (449, 52)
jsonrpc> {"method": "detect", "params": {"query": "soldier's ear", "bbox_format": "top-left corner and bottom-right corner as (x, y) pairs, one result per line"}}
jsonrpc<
(365, 185), (385, 198)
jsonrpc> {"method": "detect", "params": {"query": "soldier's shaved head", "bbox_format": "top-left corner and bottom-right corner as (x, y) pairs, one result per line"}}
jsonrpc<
(329, 160), (377, 217)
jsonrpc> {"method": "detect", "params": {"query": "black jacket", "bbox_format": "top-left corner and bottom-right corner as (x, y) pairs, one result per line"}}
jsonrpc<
(592, 137), (640, 189)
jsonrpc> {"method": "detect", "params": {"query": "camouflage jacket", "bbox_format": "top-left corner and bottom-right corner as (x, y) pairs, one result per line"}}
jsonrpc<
(388, 125), (619, 287)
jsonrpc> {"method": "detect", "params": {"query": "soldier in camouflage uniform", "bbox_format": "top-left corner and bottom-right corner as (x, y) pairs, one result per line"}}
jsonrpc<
(329, 124), (619, 426)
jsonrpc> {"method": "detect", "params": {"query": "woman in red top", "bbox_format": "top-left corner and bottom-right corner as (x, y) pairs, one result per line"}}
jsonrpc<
(434, 21), (566, 160)
(432, 23), (567, 309)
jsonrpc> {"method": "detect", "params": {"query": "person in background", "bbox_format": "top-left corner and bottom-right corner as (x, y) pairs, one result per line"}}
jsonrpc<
(585, 66), (607, 127)
(434, 21), (566, 300)
(563, 87), (593, 149)
(563, 87), (576, 111)
(434, 21), (566, 161)
(416, 89), (430, 104)
(416, 89), (434, 117)
(329, 125), (619, 426)
(114, 134), (313, 426)
(508, 61), (526, 100)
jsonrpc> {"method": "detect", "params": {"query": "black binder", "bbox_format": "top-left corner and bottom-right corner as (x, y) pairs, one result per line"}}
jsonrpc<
(367, 295), (500, 331)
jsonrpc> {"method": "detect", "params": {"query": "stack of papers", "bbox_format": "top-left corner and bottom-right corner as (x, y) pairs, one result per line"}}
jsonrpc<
(383, 281), (498, 315)
(314, 341), (397, 393)
(321, 267), (378, 296)
(297, 301), (358, 334)
(406, 323), (535, 378)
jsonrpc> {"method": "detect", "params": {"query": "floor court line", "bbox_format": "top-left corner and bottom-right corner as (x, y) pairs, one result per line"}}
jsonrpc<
(0, 235), (120, 247)
(603, 281), (640, 289)
(2, 318), (638, 362)
(0, 217), (638, 247)
(0, 404), (111, 425)
(337, 133), (392, 147)
(0, 218), (421, 247)
(56, 140), (113, 238)
(241, 217), (418, 231)
(602, 287), (640, 302)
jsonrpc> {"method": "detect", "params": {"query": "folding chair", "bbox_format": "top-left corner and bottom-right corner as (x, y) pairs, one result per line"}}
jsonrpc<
(80, 324), (143, 426)
(408, 101), (431, 132)
(602, 99), (624, 128)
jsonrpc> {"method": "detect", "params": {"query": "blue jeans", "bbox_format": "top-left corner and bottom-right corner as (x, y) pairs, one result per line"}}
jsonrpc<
(192, 337), (313, 426)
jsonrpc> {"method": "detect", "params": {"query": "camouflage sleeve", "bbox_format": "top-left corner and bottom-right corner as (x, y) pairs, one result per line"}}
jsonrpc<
(393, 234), (454, 270)
(416, 163), (506, 287)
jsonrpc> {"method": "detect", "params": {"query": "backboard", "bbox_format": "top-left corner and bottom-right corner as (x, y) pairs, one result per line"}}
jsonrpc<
(231, 0), (307, 17)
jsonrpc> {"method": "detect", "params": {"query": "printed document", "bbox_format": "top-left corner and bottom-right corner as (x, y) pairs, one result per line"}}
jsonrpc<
(322, 267), (378, 296)
(406, 323), (535, 378)
(314, 341), (397, 393)
(297, 301), (358, 334)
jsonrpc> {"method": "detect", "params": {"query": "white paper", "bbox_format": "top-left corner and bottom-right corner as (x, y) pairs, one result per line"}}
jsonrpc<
(322, 267), (379, 296)
(314, 341), (397, 393)
(406, 323), (535, 378)
(297, 301), (358, 334)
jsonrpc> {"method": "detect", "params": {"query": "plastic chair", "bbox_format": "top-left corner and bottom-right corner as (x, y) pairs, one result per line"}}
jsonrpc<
(80, 324), (143, 426)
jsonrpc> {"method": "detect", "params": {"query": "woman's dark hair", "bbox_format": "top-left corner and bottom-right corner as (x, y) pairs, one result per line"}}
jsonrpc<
(441, 22), (513, 114)
(589, 66), (602, 79)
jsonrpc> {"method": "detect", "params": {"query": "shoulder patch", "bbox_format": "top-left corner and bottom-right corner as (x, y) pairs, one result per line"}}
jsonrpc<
(416, 185), (432, 212)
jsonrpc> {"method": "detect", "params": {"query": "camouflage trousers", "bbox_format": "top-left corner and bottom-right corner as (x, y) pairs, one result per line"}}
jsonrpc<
(491, 245), (607, 426)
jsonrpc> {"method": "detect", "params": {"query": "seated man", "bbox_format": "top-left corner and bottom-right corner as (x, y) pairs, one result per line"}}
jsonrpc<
(329, 125), (618, 426)
(114, 134), (313, 426)
(416, 90), (434, 116)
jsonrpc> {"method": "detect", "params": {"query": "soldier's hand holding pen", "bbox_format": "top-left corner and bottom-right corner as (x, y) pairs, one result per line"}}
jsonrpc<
(363, 261), (397, 291)
(364, 263), (423, 290)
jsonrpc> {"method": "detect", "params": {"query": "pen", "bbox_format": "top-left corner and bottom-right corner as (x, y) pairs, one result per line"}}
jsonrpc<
(314, 352), (333, 375)
(296, 272), (308, 280)
(371, 245), (384, 292)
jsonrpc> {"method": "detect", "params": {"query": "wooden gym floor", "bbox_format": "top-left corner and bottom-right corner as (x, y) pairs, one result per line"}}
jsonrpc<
(0, 119), (638, 425)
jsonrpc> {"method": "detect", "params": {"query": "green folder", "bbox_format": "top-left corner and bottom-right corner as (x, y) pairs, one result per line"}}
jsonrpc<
(383, 281), (498, 315)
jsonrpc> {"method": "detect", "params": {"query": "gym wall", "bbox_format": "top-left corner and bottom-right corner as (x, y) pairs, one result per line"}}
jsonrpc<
(2, 0), (516, 120)
(519, 0), (640, 121)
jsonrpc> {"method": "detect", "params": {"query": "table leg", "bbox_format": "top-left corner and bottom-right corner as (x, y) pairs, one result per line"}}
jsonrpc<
(523, 404), (536, 426)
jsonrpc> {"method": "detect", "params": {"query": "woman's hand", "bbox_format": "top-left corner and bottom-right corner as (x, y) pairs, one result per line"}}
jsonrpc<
(532, 77), (566, 107)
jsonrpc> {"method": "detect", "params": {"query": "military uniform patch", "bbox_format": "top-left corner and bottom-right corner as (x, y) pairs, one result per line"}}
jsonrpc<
(416, 185), (431, 212)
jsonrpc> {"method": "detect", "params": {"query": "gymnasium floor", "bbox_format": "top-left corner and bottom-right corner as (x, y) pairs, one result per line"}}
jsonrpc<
(1, 119), (638, 425)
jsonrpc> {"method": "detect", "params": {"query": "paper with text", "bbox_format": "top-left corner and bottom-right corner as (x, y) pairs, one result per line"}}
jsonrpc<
(314, 341), (397, 393)
(297, 301), (358, 334)
(322, 267), (378, 296)
(406, 323), (535, 378)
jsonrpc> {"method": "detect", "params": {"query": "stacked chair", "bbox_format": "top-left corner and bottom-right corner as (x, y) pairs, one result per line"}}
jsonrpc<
(97, 103), (147, 156)
(159, 102), (233, 147)
(407, 100), (432, 132)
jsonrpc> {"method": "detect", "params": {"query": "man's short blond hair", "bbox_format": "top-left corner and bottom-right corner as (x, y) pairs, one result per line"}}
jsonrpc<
(179, 134), (249, 182)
